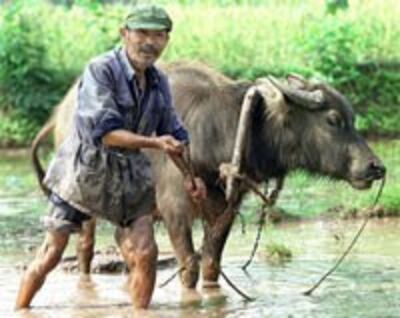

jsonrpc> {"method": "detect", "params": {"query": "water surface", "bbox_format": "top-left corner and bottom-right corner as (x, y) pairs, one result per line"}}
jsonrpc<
(1, 149), (399, 317)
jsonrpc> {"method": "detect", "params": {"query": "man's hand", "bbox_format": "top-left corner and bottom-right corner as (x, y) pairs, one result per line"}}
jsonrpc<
(159, 138), (206, 201)
(184, 176), (207, 202)
(156, 135), (184, 155)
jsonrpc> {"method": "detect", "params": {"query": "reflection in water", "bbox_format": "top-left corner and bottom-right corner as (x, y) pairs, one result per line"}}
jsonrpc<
(1, 219), (400, 317)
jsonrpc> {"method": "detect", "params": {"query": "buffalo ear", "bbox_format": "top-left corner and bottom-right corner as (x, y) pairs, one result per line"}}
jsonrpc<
(268, 76), (325, 110)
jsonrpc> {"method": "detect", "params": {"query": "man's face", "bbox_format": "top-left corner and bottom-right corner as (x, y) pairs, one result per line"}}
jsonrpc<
(121, 28), (169, 72)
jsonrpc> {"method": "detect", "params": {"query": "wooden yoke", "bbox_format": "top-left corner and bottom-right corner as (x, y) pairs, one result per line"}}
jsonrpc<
(223, 86), (259, 204)
(220, 78), (286, 205)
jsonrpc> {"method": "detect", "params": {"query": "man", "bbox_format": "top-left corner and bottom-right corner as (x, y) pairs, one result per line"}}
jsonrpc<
(15, 4), (205, 310)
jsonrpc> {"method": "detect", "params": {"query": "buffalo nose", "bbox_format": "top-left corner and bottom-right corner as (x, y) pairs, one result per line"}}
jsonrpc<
(367, 160), (386, 179)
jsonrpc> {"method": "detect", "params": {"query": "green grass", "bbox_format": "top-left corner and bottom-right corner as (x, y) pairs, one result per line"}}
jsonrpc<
(242, 139), (400, 218)
(0, 0), (399, 144)
(262, 241), (293, 265)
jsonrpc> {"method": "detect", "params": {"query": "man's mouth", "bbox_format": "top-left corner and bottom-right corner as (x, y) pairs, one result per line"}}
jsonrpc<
(140, 51), (157, 60)
(139, 45), (158, 56)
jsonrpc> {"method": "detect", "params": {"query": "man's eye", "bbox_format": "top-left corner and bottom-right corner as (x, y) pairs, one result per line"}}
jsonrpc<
(134, 29), (147, 36)
(154, 32), (166, 39)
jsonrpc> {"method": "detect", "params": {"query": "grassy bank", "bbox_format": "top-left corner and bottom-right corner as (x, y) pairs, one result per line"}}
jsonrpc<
(242, 139), (400, 220)
(0, 140), (398, 224)
(0, 0), (399, 146)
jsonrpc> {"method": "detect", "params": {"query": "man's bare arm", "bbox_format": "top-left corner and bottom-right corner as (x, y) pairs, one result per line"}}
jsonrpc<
(103, 130), (206, 200)
(102, 129), (183, 154)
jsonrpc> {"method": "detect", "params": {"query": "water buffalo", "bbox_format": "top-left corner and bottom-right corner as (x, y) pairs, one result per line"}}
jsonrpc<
(31, 62), (385, 288)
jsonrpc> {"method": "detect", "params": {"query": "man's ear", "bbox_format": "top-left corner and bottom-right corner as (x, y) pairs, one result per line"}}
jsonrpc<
(119, 27), (128, 38)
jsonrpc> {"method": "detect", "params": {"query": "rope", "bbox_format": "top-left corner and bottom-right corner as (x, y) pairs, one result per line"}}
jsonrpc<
(219, 171), (278, 271)
(163, 152), (255, 301)
(303, 176), (386, 296)
(220, 268), (255, 301)
(158, 267), (184, 288)
(239, 210), (247, 235)
(242, 206), (269, 271)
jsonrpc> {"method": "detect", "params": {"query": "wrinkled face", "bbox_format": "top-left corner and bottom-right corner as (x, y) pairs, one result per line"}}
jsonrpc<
(264, 76), (386, 189)
(120, 28), (169, 72)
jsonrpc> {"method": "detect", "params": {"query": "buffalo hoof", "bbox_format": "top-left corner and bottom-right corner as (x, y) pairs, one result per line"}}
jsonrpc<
(201, 258), (220, 285)
(180, 268), (199, 289)
(179, 257), (199, 289)
(202, 280), (220, 289)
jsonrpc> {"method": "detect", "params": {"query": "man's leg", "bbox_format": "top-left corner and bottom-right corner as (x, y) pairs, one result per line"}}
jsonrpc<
(76, 218), (96, 274)
(15, 230), (69, 309)
(15, 195), (88, 310)
(114, 214), (158, 309)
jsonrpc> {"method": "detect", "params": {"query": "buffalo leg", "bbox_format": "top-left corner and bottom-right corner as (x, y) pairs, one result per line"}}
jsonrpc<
(76, 218), (96, 274)
(201, 210), (236, 288)
(163, 205), (199, 289)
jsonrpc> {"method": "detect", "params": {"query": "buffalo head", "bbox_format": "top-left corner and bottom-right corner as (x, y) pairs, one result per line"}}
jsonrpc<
(251, 74), (385, 189)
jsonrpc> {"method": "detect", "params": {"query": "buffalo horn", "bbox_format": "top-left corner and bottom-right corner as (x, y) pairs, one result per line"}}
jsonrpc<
(268, 76), (325, 110)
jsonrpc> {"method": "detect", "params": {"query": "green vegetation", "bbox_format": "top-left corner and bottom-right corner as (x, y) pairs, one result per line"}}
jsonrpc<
(262, 241), (293, 265)
(242, 140), (400, 218)
(0, 0), (399, 146)
(0, 1), (121, 145)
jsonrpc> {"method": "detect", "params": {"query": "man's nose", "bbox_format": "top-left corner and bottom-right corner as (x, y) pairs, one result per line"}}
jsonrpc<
(143, 35), (157, 45)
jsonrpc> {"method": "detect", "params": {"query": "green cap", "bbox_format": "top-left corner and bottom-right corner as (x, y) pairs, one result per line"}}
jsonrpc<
(125, 4), (173, 32)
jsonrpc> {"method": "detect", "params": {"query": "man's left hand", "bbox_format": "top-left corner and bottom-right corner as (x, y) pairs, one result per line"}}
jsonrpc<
(184, 176), (207, 202)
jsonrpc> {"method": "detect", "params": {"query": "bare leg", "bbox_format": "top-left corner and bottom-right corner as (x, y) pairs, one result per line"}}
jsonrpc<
(115, 215), (158, 309)
(76, 218), (96, 274)
(15, 230), (70, 309)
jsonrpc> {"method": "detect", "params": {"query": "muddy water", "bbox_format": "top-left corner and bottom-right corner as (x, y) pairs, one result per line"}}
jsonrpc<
(1, 218), (400, 317)
(1, 150), (400, 317)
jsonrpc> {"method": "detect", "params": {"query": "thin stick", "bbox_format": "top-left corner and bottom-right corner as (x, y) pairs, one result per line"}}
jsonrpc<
(183, 145), (197, 187)
(220, 269), (255, 301)
(303, 177), (386, 296)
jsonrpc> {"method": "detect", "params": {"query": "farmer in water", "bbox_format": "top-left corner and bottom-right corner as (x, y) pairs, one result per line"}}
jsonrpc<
(16, 4), (206, 310)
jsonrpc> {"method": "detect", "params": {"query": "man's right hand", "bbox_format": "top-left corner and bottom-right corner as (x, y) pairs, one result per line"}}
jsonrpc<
(156, 135), (184, 155)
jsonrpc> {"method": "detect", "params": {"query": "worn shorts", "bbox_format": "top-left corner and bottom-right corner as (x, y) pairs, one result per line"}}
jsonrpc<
(42, 193), (92, 234)
(42, 193), (154, 234)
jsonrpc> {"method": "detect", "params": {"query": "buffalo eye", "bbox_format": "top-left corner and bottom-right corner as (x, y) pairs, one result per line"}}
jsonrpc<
(327, 111), (345, 129)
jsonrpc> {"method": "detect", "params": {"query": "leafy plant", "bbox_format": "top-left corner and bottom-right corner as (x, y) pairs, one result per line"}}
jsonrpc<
(0, 0), (399, 146)
(325, 0), (349, 14)
(263, 242), (293, 265)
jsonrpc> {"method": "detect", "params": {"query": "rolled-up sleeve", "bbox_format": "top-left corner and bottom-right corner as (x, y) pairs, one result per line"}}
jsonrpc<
(156, 76), (189, 143)
(77, 60), (124, 145)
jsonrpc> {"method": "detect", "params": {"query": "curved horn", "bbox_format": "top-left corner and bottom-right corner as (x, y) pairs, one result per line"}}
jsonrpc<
(287, 73), (308, 89)
(268, 76), (325, 110)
